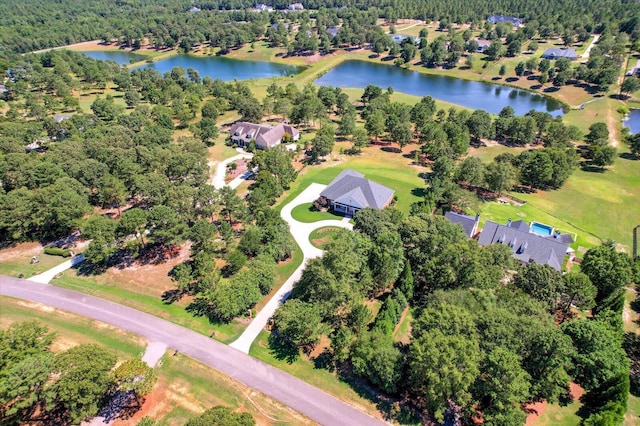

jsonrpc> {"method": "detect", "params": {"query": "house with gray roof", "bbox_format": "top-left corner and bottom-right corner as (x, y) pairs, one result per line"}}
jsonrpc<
(541, 48), (578, 60)
(487, 15), (523, 27)
(477, 219), (573, 271)
(445, 211), (480, 238)
(230, 121), (299, 150)
(319, 170), (394, 216)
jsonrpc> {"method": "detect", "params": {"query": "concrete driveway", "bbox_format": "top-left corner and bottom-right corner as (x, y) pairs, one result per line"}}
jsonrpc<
(229, 183), (353, 353)
(0, 276), (385, 426)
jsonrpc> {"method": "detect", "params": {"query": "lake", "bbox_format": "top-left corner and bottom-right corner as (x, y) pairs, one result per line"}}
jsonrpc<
(136, 54), (303, 81)
(623, 109), (640, 134)
(314, 60), (564, 116)
(82, 51), (146, 65)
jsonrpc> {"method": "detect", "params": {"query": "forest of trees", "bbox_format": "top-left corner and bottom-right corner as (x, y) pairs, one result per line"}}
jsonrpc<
(272, 209), (636, 424)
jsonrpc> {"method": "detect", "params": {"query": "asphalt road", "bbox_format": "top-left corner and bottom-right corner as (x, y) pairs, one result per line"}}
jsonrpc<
(0, 276), (386, 426)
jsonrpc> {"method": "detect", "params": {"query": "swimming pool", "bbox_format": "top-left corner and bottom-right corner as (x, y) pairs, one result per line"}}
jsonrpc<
(530, 221), (554, 237)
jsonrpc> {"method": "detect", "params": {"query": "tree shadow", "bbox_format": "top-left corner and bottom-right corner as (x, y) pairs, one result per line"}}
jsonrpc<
(161, 288), (185, 304)
(411, 187), (426, 198)
(97, 390), (142, 422)
(580, 164), (607, 173)
(74, 261), (107, 276)
(620, 152), (638, 160)
(506, 77), (519, 82)
(267, 331), (300, 364)
(623, 332), (640, 396)
(381, 146), (401, 153)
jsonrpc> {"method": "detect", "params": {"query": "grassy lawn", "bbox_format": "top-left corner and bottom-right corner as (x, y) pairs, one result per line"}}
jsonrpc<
(249, 330), (418, 424)
(627, 394), (640, 426)
(309, 226), (342, 249)
(532, 400), (582, 426)
(468, 142), (639, 252)
(0, 252), (67, 278)
(291, 202), (345, 222)
(52, 271), (246, 344)
(393, 308), (413, 344)
(276, 144), (426, 217)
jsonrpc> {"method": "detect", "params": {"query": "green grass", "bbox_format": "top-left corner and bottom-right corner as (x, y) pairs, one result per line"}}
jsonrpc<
(309, 226), (342, 249)
(291, 202), (345, 222)
(393, 308), (413, 343)
(0, 295), (144, 358)
(0, 253), (68, 278)
(533, 400), (582, 426)
(276, 146), (426, 217)
(52, 272), (246, 344)
(627, 394), (640, 426)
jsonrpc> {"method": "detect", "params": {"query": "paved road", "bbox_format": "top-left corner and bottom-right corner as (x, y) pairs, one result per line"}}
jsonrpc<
(0, 276), (385, 426)
(229, 183), (353, 353)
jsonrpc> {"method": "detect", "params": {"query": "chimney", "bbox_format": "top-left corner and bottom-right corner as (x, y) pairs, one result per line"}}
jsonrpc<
(507, 218), (512, 227)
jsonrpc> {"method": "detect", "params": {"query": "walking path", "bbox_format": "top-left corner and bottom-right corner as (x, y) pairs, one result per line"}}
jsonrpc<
(229, 183), (353, 353)
(0, 277), (385, 426)
(28, 254), (85, 284)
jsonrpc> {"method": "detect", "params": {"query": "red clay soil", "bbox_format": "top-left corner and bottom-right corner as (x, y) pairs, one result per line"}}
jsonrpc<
(225, 159), (249, 182)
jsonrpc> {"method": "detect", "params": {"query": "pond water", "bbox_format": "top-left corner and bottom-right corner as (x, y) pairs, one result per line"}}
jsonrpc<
(136, 54), (303, 81)
(314, 60), (564, 116)
(82, 51), (146, 65)
(623, 109), (640, 134)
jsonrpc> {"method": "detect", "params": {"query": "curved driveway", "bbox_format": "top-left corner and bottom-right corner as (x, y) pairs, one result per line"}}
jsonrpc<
(0, 276), (385, 426)
(230, 183), (353, 353)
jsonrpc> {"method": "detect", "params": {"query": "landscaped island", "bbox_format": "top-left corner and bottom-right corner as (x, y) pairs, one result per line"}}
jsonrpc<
(0, 1), (639, 425)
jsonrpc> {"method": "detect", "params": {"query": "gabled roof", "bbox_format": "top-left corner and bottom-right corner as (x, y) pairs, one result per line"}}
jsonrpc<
(320, 169), (394, 210)
(444, 211), (479, 238)
(478, 220), (569, 271)
(230, 121), (299, 149)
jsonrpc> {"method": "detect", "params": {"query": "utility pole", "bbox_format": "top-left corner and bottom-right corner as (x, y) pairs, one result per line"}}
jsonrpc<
(634, 224), (640, 261)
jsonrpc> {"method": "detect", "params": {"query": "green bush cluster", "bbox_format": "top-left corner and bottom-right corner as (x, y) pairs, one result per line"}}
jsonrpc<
(43, 247), (72, 257)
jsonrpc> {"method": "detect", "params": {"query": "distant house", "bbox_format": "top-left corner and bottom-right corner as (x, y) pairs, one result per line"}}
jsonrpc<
(626, 59), (640, 76)
(319, 169), (395, 216)
(288, 2), (304, 10)
(189, 6), (201, 13)
(391, 34), (416, 44)
(229, 122), (299, 150)
(253, 3), (273, 11)
(326, 27), (339, 38)
(53, 115), (71, 123)
(541, 48), (578, 60)
(487, 15), (523, 27)
(0, 85), (7, 94)
(477, 219), (573, 271)
(445, 211), (480, 238)
(475, 39), (491, 53)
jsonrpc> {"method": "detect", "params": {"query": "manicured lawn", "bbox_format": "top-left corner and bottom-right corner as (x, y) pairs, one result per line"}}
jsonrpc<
(53, 272), (246, 344)
(276, 144), (426, 216)
(0, 252), (68, 278)
(291, 202), (345, 222)
(393, 307), (413, 344)
(627, 394), (640, 426)
(469, 142), (640, 252)
(309, 226), (342, 249)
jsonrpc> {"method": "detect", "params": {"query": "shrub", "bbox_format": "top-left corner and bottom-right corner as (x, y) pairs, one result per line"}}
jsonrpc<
(44, 247), (72, 257)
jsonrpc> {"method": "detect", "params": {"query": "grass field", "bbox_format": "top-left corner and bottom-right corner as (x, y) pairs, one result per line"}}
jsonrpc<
(291, 202), (345, 222)
(276, 144), (426, 216)
(0, 296), (311, 426)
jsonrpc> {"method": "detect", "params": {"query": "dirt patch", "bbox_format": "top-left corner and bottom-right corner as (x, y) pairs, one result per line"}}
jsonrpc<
(524, 400), (547, 425)
(225, 159), (249, 182)
(0, 242), (43, 262)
